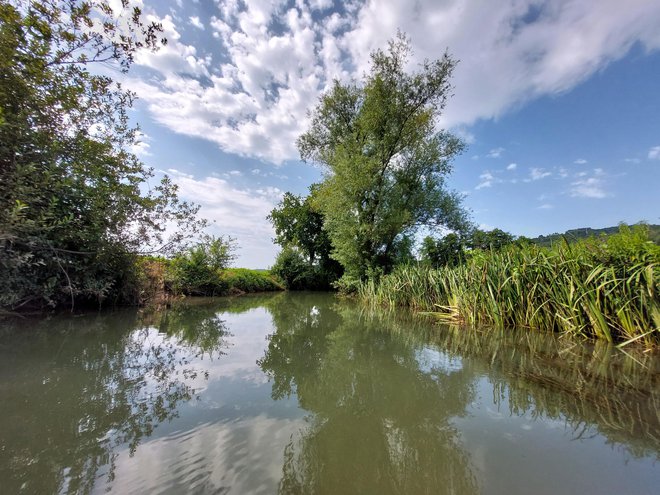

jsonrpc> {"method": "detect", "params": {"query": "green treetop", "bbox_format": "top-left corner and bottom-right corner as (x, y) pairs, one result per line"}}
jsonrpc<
(297, 33), (469, 280)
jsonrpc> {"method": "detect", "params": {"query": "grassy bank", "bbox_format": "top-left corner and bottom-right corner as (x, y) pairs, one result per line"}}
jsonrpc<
(358, 227), (659, 347)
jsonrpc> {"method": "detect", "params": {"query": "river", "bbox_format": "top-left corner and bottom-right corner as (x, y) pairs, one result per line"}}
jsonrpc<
(0, 292), (658, 494)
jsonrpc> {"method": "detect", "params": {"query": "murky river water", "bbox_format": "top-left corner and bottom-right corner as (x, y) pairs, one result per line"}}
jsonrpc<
(0, 292), (658, 494)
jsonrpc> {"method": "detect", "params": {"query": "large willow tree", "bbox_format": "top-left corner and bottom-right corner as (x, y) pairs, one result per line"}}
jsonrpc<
(0, 1), (205, 310)
(298, 34), (469, 281)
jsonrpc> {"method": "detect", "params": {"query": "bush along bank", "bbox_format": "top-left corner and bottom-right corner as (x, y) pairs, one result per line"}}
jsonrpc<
(134, 237), (282, 306)
(358, 227), (659, 347)
(137, 259), (282, 305)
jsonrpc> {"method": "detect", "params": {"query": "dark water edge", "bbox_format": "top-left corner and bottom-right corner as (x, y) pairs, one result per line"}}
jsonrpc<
(0, 292), (658, 494)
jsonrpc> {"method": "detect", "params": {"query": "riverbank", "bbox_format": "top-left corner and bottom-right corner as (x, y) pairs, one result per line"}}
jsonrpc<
(136, 259), (283, 308)
(358, 228), (659, 347)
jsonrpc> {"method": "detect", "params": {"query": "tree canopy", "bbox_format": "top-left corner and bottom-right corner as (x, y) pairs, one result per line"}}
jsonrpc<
(267, 186), (332, 268)
(0, 1), (205, 310)
(298, 34), (469, 280)
(420, 228), (519, 268)
(267, 185), (342, 289)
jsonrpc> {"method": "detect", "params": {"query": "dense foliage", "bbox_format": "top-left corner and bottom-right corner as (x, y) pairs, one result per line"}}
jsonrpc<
(160, 237), (281, 296)
(167, 236), (237, 296)
(0, 1), (204, 311)
(268, 186), (342, 289)
(297, 34), (468, 281)
(221, 268), (283, 294)
(359, 226), (660, 346)
(419, 227), (532, 268)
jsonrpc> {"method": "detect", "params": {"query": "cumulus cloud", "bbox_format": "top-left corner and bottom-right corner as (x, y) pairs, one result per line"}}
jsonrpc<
(574, 158), (588, 164)
(569, 169), (608, 198)
(648, 146), (660, 160)
(126, 0), (660, 165)
(130, 133), (152, 157)
(506, 162), (517, 170)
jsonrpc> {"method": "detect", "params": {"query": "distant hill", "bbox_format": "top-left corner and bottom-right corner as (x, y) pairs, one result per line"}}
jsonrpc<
(529, 224), (660, 247)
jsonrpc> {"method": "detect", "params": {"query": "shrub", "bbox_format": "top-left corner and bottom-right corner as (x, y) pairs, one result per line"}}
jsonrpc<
(221, 269), (283, 293)
(167, 236), (236, 296)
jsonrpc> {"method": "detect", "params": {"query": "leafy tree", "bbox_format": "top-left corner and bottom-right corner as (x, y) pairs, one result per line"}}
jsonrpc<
(168, 236), (237, 296)
(267, 185), (342, 288)
(420, 233), (466, 268)
(0, 1), (205, 310)
(270, 246), (310, 290)
(469, 228), (515, 251)
(267, 186), (332, 268)
(298, 33), (469, 280)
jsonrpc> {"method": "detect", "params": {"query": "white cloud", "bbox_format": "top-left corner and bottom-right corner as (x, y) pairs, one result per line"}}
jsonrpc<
(574, 158), (588, 164)
(648, 146), (660, 160)
(135, 14), (210, 77)
(165, 167), (192, 178)
(189, 16), (204, 30)
(570, 176), (607, 198)
(624, 157), (641, 164)
(342, 0), (660, 130)
(167, 170), (282, 267)
(126, 1), (660, 165)
(475, 170), (496, 189)
(529, 167), (552, 180)
(537, 203), (554, 209)
(487, 147), (505, 158)
(454, 126), (476, 144)
(221, 170), (243, 178)
(130, 131), (152, 157)
(506, 162), (517, 170)
(309, 0), (334, 11)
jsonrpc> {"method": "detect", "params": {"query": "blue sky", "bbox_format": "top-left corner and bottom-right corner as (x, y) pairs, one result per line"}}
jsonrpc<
(118, 0), (660, 267)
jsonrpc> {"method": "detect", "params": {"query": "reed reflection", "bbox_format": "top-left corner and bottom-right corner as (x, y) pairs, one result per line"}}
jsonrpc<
(425, 322), (660, 458)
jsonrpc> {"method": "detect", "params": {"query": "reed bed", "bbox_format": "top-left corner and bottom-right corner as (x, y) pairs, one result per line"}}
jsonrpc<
(358, 228), (660, 346)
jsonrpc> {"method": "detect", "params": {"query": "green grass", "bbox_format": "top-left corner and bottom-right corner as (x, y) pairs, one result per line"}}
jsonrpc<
(358, 226), (660, 347)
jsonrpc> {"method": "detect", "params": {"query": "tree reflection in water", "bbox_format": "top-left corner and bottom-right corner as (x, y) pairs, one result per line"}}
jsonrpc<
(258, 293), (660, 494)
(258, 293), (480, 495)
(1, 293), (657, 495)
(0, 303), (230, 495)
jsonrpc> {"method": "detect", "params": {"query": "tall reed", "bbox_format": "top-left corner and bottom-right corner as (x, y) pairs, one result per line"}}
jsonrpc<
(358, 227), (660, 346)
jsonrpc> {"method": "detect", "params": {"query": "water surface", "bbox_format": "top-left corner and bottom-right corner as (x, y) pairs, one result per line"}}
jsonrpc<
(0, 292), (658, 494)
